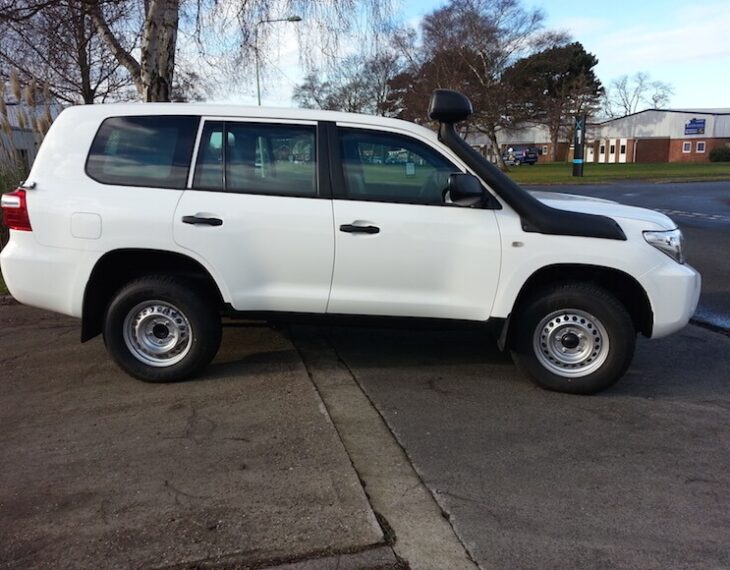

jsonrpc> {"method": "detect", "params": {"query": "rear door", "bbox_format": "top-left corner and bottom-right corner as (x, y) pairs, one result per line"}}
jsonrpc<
(327, 125), (501, 321)
(173, 119), (334, 313)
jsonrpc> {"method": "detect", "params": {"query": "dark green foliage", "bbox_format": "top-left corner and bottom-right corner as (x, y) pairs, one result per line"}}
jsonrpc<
(503, 42), (603, 160)
(709, 146), (730, 162)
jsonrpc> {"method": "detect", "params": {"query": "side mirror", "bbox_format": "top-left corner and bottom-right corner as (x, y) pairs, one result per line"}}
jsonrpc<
(446, 173), (485, 207)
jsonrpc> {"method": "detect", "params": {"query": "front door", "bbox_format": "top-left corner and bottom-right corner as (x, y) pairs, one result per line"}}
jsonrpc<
(327, 127), (501, 321)
(174, 119), (334, 313)
(619, 138), (628, 163)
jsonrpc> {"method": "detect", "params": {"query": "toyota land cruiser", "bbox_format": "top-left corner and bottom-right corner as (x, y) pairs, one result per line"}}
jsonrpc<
(0, 90), (701, 394)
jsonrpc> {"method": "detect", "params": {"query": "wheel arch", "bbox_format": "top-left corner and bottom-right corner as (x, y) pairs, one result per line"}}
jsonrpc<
(81, 248), (225, 342)
(500, 264), (653, 350)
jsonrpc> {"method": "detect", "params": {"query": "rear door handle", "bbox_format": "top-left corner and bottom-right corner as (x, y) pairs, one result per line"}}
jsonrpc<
(339, 224), (380, 234)
(182, 215), (223, 227)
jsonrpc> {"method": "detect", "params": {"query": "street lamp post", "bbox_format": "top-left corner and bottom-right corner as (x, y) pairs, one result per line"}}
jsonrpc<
(255, 15), (302, 106)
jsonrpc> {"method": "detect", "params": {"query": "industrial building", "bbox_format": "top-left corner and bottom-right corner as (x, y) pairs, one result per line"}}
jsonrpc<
(470, 108), (730, 164)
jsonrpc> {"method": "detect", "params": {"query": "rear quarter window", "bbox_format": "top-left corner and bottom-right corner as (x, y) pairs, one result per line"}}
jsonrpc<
(86, 116), (200, 189)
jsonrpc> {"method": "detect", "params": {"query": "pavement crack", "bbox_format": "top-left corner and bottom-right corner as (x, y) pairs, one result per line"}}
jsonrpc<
(183, 404), (217, 443)
(163, 479), (212, 505)
(292, 326), (479, 569)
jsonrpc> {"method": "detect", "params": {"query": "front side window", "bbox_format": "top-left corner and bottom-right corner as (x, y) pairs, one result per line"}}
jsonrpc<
(696, 141), (706, 153)
(339, 129), (458, 205)
(87, 116), (199, 188)
(682, 141), (692, 153)
(193, 121), (317, 197)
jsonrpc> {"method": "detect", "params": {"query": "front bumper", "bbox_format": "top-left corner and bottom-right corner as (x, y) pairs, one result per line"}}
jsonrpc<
(641, 261), (701, 338)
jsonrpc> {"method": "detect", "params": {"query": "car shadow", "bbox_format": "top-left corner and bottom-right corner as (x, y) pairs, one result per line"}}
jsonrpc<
(291, 323), (730, 402)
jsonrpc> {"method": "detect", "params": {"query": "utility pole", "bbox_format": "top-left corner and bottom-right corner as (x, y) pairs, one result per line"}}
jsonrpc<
(255, 15), (302, 106)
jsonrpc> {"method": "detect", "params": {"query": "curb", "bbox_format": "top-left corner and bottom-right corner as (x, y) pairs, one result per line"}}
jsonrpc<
(690, 317), (730, 337)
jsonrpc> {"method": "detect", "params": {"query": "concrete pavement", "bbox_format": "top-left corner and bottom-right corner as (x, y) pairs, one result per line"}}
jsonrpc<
(322, 323), (730, 569)
(0, 305), (398, 569)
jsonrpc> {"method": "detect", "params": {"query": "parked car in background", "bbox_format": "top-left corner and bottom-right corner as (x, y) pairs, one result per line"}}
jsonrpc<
(502, 145), (538, 165)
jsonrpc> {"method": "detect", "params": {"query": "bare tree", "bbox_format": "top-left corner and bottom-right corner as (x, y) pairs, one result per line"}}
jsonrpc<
(293, 49), (404, 115)
(0, 0), (133, 104)
(3, 0), (395, 103)
(383, 0), (551, 169)
(602, 72), (674, 118)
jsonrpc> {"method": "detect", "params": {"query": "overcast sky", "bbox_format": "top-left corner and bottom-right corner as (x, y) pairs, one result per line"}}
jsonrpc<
(213, 0), (730, 111)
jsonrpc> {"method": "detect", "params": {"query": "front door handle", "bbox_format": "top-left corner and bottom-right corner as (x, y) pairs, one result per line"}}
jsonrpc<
(182, 215), (223, 226)
(340, 224), (380, 234)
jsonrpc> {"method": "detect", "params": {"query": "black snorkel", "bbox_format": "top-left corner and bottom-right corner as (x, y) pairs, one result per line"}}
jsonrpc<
(428, 89), (626, 240)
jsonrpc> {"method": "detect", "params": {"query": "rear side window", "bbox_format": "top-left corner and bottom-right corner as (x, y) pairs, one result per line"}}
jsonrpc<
(86, 116), (199, 188)
(193, 121), (317, 197)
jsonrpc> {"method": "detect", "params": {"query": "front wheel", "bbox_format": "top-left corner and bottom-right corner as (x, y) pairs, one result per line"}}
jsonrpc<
(103, 276), (221, 382)
(511, 283), (635, 394)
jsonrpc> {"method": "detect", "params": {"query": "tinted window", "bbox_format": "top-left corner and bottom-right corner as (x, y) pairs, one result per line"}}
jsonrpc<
(339, 129), (457, 204)
(87, 116), (199, 188)
(194, 121), (317, 197)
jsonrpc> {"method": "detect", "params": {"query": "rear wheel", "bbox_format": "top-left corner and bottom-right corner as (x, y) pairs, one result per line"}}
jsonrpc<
(103, 276), (221, 382)
(511, 283), (635, 394)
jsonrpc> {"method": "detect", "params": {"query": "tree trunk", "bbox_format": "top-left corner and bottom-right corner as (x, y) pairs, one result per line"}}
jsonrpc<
(71, 2), (94, 104)
(486, 128), (508, 171)
(89, 2), (142, 95)
(140, 0), (179, 102)
(550, 123), (560, 162)
(89, 0), (178, 102)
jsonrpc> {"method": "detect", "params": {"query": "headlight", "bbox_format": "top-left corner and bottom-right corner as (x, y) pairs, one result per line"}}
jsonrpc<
(643, 228), (685, 264)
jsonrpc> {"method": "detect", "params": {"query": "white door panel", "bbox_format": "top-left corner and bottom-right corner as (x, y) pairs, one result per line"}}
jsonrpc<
(608, 139), (617, 163)
(329, 200), (501, 320)
(174, 193), (334, 312)
(619, 138), (628, 163)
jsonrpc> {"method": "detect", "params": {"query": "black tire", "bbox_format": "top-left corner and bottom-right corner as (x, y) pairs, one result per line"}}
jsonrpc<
(510, 283), (635, 395)
(103, 275), (221, 382)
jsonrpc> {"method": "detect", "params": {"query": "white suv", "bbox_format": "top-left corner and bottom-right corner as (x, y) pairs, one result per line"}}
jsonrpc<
(0, 90), (700, 394)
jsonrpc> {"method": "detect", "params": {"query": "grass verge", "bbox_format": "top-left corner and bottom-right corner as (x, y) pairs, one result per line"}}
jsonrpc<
(506, 162), (730, 185)
(0, 271), (7, 295)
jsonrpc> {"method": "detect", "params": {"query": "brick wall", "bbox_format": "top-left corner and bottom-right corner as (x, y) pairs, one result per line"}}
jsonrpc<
(668, 138), (730, 162)
(635, 139), (670, 163)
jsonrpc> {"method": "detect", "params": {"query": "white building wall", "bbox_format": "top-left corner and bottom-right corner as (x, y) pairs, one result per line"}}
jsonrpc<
(593, 110), (728, 140)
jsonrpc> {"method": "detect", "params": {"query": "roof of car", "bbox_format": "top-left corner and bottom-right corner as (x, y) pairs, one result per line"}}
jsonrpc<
(59, 103), (437, 139)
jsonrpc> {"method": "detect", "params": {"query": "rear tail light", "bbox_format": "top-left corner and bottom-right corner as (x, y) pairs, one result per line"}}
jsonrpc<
(1, 189), (33, 231)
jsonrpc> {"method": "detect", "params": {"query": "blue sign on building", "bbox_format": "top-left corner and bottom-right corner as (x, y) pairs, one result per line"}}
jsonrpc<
(685, 118), (706, 135)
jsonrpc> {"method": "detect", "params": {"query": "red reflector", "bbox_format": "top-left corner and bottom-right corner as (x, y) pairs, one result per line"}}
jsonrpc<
(1, 189), (32, 231)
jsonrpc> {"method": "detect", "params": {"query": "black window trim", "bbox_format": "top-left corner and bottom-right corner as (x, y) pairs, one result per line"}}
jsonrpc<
(329, 125), (500, 209)
(85, 115), (201, 190)
(189, 118), (326, 200)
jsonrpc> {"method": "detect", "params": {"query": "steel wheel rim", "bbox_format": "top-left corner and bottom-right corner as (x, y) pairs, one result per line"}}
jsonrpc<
(123, 301), (192, 367)
(533, 309), (609, 378)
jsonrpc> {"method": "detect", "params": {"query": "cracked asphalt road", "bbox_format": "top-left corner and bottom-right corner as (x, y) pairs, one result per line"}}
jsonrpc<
(321, 323), (730, 569)
(0, 305), (383, 570)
